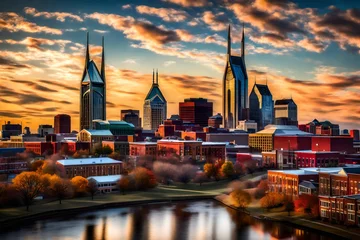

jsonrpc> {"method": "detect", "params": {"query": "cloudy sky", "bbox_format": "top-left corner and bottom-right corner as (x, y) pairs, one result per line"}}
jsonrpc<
(0, 0), (359, 132)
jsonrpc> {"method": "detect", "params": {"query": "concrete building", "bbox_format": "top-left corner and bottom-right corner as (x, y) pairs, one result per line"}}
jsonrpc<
(54, 114), (71, 134)
(0, 121), (22, 139)
(38, 125), (54, 137)
(80, 33), (106, 130)
(57, 157), (122, 178)
(208, 113), (222, 128)
(249, 83), (273, 130)
(299, 119), (340, 136)
(129, 142), (157, 160)
(237, 120), (257, 133)
(206, 132), (248, 145)
(102, 141), (129, 157)
(223, 25), (248, 128)
(93, 120), (134, 136)
(249, 125), (312, 152)
(274, 99), (298, 126)
(143, 70), (167, 131)
(121, 109), (141, 128)
(87, 175), (122, 193)
(77, 129), (114, 148)
(179, 98), (213, 127)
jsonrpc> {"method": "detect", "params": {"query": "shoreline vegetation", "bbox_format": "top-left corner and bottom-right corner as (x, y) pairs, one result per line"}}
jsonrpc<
(1, 177), (359, 239)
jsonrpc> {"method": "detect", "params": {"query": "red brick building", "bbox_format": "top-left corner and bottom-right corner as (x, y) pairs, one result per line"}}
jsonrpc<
(273, 136), (312, 151)
(54, 114), (71, 133)
(24, 142), (55, 155)
(312, 136), (354, 153)
(181, 131), (206, 141)
(57, 157), (123, 178)
(158, 139), (202, 161)
(179, 98), (213, 127)
(294, 150), (340, 168)
(350, 130), (360, 141)
(129, 142), (157, 160)
(60, 142), (90, 154)
(157, 121), (175, 138)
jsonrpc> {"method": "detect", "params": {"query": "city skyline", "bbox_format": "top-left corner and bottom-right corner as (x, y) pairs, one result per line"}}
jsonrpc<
(0, 0), (359, 131)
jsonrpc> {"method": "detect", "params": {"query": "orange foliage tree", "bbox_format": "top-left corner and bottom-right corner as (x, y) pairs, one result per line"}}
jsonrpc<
(260, 192), (284, 211)
(71, 176), (89, 196)
(230, 189), (251, 210)
(49, 175), (72, 204)
(12, 172), (45, 211)
(294, 194), (319, 216)
(130, 167), (157, 190)
(118, 176), (134, 194)
(221, 161), (235, 179)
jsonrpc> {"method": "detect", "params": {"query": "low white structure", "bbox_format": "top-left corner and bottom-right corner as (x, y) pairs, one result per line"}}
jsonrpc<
(87, 175), (122, 193)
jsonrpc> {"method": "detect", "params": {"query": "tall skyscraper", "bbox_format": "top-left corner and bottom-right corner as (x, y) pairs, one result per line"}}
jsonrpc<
(274, 99), (298, 126)
(223, 24), (248, 129)
(54, 114), (71, 133)
(80, 33), (106, 130)
(121, 110), (141, 128)
(249, 83), (273, 130)
(179, 98), (213, 127)
(143, 70), (167, 131)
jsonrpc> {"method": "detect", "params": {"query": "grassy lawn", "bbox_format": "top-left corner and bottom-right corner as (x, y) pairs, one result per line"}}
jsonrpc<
(0, 180), (230, 223)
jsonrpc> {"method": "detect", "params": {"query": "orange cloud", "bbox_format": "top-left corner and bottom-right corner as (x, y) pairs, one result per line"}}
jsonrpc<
(0, 12), (62, 34)
(136, 5), (188, 22)
(202, 11), (228, 31)
(24, 7), (83, 22)
(161, 0), (209, 7)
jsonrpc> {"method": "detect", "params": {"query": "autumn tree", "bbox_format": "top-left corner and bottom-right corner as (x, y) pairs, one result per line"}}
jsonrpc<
(12, 172), (45, 211)
(221, 161), (235, 179)
(234, 161), (244, 176)
(71, 176), (89, 196)
(254, 180), (269, 199)
(193, 173), (208, 186)
(93, 144), (113, 156)
(30, 160), (44, 172)
(73, 149), (89, 158)
(131, 167), (157, 190)
(39, 160), (66, 178)
(260, 192), (284, 211)
(118, 176), (134, 194)
(49, 175), (72, 204)
(153, 162), (177, 185)
(294, 194), (319, 216)
(87, 179), (98, 200)
(177, 164), (197, 184)
(203, 163), (217, 179)
(230, 189), (251, 210)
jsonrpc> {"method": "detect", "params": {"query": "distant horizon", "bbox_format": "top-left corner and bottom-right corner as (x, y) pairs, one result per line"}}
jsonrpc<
(0, 0), (359, 132)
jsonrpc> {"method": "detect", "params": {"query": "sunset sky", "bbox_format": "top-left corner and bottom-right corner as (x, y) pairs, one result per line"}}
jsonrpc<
(0, 0), (359, 132)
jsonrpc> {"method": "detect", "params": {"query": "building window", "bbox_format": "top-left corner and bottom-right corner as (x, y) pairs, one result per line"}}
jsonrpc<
(347, 203), (355, 211)
(348, 213), (355, 221)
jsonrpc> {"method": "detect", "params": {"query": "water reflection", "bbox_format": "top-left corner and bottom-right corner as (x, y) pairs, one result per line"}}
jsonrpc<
(0, 200), (337, 240)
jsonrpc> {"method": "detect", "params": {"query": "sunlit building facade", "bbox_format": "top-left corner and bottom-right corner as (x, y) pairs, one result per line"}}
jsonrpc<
(80, 33), (106, 130)
(274, 99), (298, 126)
(249, 83), (273, 130)
(143, 70), (167, 131)
(223, 25), (248, 129)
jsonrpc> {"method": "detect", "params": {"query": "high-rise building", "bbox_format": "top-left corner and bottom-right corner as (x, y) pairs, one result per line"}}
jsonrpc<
(350, 129), (360, 141)
(179, 98), (213, 127)
(274, 99), (298, 126)
(237, 120), (257, 133)
(208, 113), (223, 128)
(121, 109), (141, 128)
(143, 70), (167, 131)
(249, 83), (273, 130)
(223, 25), (248, 129)
(80, 33), (106, 130)
(54, 114), (71, 133)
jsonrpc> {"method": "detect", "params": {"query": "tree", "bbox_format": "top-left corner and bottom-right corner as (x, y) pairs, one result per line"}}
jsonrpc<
(230, 189), (251, 210)
(193, 173), (208, 186)
(285, 199), (295, 216)
(294, 194), (319, 215)
(71, 176), (89, 196)
(260, 192), (284, 211)
(177, 164), (197, 184)
(221, 161), (235, 179)
(73, 149), (89, 158)
(131, 167), (157, 190)
(153, 162), (177, 185)
(49, 175), (72, 204)
(254, 180), (269, 199)
(93, 145), (113, 156)
(118, 176), (133, 194)
(39, 160), (66, 178)
(87, 179), (98, 200)
(30, 160), (44, 172)
(12, 172), (45, 211)
(203, 163), (217, 179)
(234, 161), (244, 176)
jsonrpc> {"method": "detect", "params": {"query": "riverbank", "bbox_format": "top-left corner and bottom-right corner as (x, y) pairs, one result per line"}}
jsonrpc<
(214, 194), (360, 240)
(0, 180), (231, 229)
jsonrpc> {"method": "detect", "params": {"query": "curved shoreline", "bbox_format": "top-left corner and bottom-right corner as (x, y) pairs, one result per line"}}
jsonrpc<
(0, 195), (216, 231)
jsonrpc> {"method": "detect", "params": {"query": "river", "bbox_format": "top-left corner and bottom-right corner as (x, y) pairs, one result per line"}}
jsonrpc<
(0, 200), (338, 240)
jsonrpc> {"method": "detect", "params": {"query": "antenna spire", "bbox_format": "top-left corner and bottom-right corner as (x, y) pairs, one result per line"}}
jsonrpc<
(152, 69), (155, 84)
(85, 32), (90, 68)
(241, 23), (245, 62)
(227, 24), (231, 56)
(101, 36), (105, 81)
(156, 69), (159, 84)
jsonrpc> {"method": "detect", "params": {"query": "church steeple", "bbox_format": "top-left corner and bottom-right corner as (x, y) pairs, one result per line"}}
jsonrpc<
(101, 36), (105, 82)
(227, 24), (231, 56)
(241, 23), (245, 61)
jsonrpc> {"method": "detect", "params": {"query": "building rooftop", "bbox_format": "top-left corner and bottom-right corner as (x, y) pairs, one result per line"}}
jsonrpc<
(158, 139), (201, 143)
(202, 142), (227, 146)
(269, 167), (345, 176)
(57, 157), (121, 166)
(129, 142), (157, 145)
(299, 180), (318, 189)
(295, 150), (340, 154)
(253, 125), (312, 136)
(253, 84), (272, 96)
(275, 99), (296, 105)
(82, 129), (113, 136)
(87, 175), (122, 183)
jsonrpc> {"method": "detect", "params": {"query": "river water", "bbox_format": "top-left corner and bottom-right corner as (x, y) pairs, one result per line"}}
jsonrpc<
(0, 200), (338, 240)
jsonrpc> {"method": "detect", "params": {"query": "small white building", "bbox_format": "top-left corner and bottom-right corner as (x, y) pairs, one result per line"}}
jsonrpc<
(87, 175), (122, 193)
